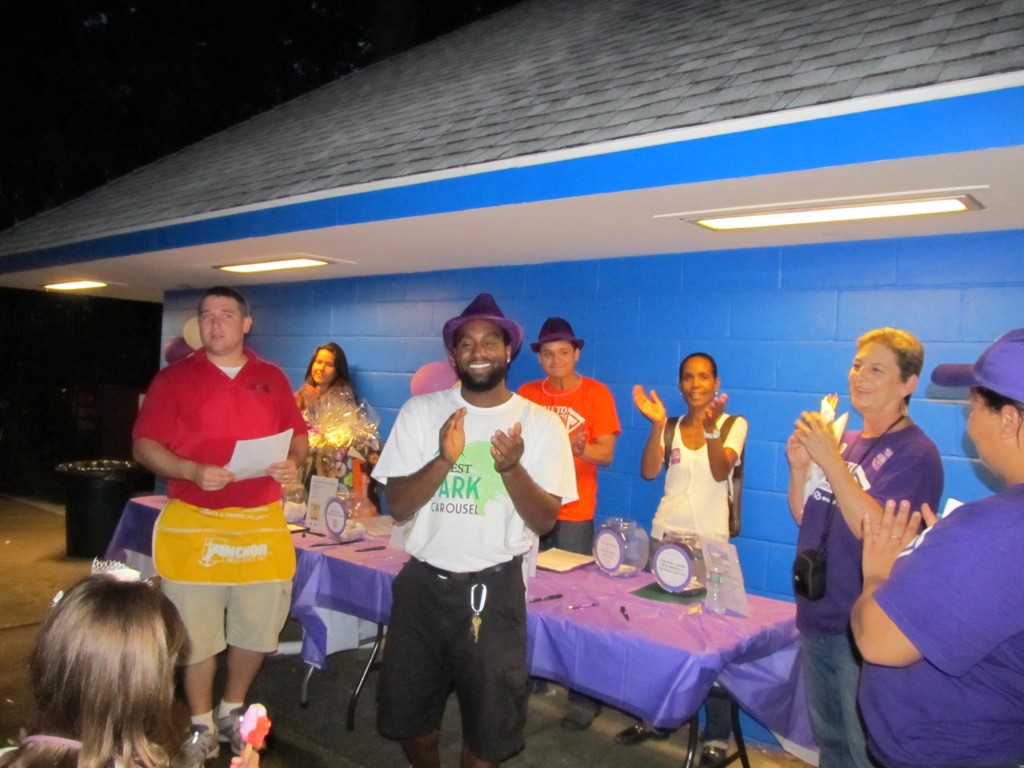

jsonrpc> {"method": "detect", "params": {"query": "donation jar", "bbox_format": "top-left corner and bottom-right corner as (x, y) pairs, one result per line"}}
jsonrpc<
(593, 517), (650, 577)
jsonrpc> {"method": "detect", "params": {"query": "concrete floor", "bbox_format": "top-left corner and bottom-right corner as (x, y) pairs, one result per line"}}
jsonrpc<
(0, 494), (812, 768)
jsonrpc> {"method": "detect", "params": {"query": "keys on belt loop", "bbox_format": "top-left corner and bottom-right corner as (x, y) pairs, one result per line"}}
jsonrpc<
(470, 583), (487, 644)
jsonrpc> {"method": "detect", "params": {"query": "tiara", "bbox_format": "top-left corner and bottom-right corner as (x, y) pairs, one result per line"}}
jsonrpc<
(51, 559), (148, 605)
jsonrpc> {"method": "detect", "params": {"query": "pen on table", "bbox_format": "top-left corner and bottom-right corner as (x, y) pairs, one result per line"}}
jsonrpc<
(528, 593), (563, 603)
(310, 539), (361, 547)
(620, 605), (630, 622)
(356, 545), (386, 552)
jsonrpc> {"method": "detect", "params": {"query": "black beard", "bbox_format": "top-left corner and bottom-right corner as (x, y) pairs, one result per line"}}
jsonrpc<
(457, 362), (507, 393)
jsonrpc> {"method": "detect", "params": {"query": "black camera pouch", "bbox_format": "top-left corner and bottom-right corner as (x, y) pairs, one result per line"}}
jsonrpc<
(792, 549), (827, 601)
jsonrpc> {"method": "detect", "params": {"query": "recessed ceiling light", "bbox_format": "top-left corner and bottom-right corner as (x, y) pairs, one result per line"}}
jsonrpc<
(689, 195), (980, 231)
(217, 257), (330, 274)
(43, 280), (108, 291)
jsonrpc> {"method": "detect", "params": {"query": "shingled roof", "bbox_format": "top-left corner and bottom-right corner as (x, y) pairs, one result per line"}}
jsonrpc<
(2, 0), (1022, 256)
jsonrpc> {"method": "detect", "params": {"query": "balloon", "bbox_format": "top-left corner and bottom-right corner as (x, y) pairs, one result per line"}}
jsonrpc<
(183, 316), (202, 350)
(164, 336), (192, 365)
(410, 361), (457, 396)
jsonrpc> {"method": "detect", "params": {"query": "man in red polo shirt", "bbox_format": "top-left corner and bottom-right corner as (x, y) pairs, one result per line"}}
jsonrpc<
(133, 286), (307, 768)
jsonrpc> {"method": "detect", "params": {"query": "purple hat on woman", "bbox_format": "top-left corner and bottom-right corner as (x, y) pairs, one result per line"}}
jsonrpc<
(931, 328), (1024, 403)
(442, 293), (524, 358)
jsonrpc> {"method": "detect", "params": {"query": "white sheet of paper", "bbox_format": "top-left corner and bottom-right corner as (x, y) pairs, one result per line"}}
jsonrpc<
(225, 428), (293, 481)
(535, 548), (596, 573)
(941, 497), (964, 518)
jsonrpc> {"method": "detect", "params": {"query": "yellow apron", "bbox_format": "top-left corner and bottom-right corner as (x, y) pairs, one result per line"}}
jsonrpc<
(153, 499), (296, 584)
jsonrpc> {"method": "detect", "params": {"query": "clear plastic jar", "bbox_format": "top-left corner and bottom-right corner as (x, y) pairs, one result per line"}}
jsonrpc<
(662, 529), (706, 585)
(593, 518), (650, 577)
(282, 483), (308, 524)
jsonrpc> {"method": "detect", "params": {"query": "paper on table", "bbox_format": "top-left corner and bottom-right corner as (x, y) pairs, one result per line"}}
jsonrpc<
(536, 548), (595, 573)
(225, 429), (293, 481)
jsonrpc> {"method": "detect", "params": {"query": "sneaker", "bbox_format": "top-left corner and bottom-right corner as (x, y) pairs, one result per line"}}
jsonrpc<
(170, 726), (219, 768)
(215, 707), (245, 755)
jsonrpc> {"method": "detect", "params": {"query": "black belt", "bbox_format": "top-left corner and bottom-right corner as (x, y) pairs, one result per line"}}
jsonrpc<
(416, 555), (522, 582)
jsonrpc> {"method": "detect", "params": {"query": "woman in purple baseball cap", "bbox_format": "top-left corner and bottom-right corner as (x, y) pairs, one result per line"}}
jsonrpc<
(853, 328), (1024, 768)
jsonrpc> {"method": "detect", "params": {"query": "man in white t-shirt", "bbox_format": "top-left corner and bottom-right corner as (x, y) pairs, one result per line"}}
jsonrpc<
(373, 293), (577, 768)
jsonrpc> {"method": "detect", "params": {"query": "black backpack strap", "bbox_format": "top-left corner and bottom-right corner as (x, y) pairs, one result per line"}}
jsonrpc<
(720, 415), (744, 537)
(662, 416), (678, 470)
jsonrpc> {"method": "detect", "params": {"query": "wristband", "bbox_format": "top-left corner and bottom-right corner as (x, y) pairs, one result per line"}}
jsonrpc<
(703, 429), (721, 440)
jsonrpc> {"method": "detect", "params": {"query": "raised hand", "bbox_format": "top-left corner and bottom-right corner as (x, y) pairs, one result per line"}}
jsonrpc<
(703, 393), (728, 432)
(633, 385), (667, 423)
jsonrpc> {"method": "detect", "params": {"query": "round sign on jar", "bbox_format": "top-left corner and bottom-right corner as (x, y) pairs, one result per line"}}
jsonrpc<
(323, 496), (349, 540)
(651, 543), (695, 593)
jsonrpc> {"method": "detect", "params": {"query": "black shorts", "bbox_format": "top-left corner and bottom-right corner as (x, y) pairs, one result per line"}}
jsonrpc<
(377, 556), (528, 762)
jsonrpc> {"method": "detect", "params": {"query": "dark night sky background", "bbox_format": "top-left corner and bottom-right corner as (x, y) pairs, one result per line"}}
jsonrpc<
(0, 0), (522, 230)
(0, 0), (521, 498)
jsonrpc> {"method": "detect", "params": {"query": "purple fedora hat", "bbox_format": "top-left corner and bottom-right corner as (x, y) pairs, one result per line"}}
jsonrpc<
(529, 317), (584, 353)
(442, 293), (524, 358)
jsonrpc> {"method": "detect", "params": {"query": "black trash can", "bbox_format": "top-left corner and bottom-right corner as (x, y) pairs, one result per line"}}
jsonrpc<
(56, 460), (138, 558)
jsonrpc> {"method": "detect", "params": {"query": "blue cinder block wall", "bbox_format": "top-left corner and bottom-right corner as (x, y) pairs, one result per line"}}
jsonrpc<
(160, 228), (1023, 744)
(161, 228), (1024, 601)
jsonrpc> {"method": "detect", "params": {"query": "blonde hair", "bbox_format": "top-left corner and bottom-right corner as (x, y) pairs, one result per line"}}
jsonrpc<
(856, 327), (924, 381)
(857, 327), (924, 407)
(2, 576), (185, 768)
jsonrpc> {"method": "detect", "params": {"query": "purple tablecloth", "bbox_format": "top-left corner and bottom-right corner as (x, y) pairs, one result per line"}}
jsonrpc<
(106, 498), (814, 752)
(524, 566), (810, 745)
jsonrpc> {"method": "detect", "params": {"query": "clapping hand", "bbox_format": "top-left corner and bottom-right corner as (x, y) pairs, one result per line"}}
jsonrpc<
(439, 408), (467, 465)
(702, 393), (728, 433)
(792, 410), (841, 466)
(571, 429), (586, 457)
(491, 421), (524, 473)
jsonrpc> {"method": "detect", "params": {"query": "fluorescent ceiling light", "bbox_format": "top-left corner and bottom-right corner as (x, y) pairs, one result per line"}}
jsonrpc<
(43, 280), (108, 291)
(692, 196), (979, 230)
(218, 257), (329, 274)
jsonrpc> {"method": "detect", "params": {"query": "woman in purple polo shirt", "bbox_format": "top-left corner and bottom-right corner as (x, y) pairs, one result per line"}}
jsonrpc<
(787, 327), (942, 768)
(854, 329), (1024, 768)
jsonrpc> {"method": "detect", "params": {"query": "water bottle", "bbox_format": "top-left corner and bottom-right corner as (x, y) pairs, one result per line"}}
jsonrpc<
(705, 557), (727, 615)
